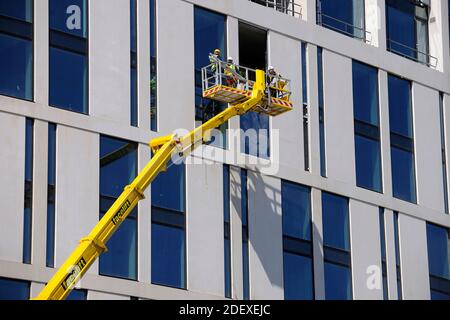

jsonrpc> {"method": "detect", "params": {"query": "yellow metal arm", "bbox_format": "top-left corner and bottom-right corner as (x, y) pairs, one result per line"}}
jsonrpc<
(34, 70), (267, 300)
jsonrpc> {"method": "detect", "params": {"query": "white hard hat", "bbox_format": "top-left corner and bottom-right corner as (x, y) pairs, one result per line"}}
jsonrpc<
(268, 66), (274, 70)
(227, 56), (233, 61)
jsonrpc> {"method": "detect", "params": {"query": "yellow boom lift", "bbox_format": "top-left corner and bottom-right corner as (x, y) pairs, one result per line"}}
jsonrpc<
(34, 60), (293, 300)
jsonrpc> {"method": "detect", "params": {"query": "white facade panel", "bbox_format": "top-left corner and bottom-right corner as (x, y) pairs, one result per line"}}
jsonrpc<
(247, 171), (283, 299)
(413, 83), (445, 212)
(349, 200), (383, 300)
(187, 161), (224, 296)
(55, 126), (99, 274)
(398, 213), (430, 300)
(89, 0), (131, 125)
(322, 50), (356, 185)
(0, 113), (25, 263)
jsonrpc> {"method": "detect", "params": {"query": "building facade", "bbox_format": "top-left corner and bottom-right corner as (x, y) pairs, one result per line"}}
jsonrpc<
(0, 0), (450, 300)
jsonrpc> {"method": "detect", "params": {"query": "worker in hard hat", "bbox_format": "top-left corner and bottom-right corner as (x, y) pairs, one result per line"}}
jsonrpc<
(267, 66), (286, 99)
(209, 48), (222, 73)
(224, 57), (237, 88)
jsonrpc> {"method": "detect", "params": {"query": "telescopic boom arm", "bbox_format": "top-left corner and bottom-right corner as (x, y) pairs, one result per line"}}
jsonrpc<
(34, 70), (267, 300)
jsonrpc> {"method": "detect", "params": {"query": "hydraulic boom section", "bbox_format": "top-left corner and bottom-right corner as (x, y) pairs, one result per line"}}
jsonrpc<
(34, 66), (292, 300)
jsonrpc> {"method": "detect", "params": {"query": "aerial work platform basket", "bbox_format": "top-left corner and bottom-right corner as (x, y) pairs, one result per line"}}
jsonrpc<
(201, 59), (293, 116)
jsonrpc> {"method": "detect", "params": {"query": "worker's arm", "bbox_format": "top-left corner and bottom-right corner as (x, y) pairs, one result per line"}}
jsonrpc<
(34, 70), (266, 300)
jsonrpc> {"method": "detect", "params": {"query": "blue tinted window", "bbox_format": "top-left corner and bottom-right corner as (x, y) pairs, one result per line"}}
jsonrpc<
(0, 278), (29, 300)
(152, 162), (185, 212)
(150, 0), (157, 131)
(99, 136), (138, 280)
(282, 181), (311, 241)
(194, 7), (227, 149)
(49, 47), (87, 114)
(324, 263), (352, 300)
(318, 47), (326, 177)
(283, 253), (314, 300)
(49, 0), (87, 38)
(301, 42), (308, 106)
(99, 216), (137, 279)
(241, 112), (270, 158)
(353, 62), (379, 125)
(243, 240), (250, 300)
(151, 160), (186, 289)
(66, 289), (87, 300)
(49, 0), (88, 114)
(431, 290), (450, 300)
(388, 75), (413, 138)
(427, 223), (450, 279)
(322, 192), (350, 251)
(355, 135), (382, 192)
(241, 169), (250, 300)
(386, 0), (416, 59)
(223, 165), (231, 298)
(151, 223), (185, 288)
(391, 146), (416, 203)
(0, 33), (33, 100)
(46, 123), (57, 268)
(23, 118), (33, 264)
(318, 0), (365, 39)
(0, 0), (32, 21)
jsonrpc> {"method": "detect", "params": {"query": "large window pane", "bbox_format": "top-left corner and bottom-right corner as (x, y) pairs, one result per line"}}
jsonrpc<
(353, 62), (379, 125)
(0, 33), (32, 100)
(282, 181), (311, 241)
(99, 136), (138, 280)
(151, 162), (185, 212)
(49, 47), (87, 114)
(386, 0), (415, 55)
(0, 0), (32, 22)
(391, 146), (416, 203)
(151, 223), (185, 289)
(66, 289), (87, 300)
(355, 135), (382, 192)
(49, 0), (87, 38)
(151, 160), (186, 289)
(318, 0), (364, 39)
(427, 223), (450, 279)
(0, 278), (29, 300)
(194, 7), (227, 149)
(388, 75), (413, 138)
(322, 192), (350, 251)
(324, 263), (352, 300)
(49, 0), (88, 114)
(283, 252), (314, 300)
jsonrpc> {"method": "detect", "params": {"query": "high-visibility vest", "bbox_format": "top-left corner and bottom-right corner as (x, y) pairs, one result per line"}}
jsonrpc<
(210, 54), (219, 72)
(225, 64), (236, 77)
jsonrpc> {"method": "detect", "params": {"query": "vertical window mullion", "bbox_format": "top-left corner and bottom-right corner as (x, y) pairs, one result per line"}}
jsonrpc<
(317, 47), (326, 177)
(23, 118), (34, 264)
(150, 0), (157, 131)
(130, 0), (138, 127)
(241, 169), (250, 300)
(440, 93), (449, 214)
(223, 165), (232, 298)
(46, 123), (57, 268)
(302, 42), (310, 172)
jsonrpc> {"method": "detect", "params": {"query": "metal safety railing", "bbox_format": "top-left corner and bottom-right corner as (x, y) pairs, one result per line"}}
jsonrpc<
(387, 38), (438, 68)
(248, 0), (302, 18)
(202, 58), (293, 107)
(202, 59), (257, 94)
(317, 12), (372, 44)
